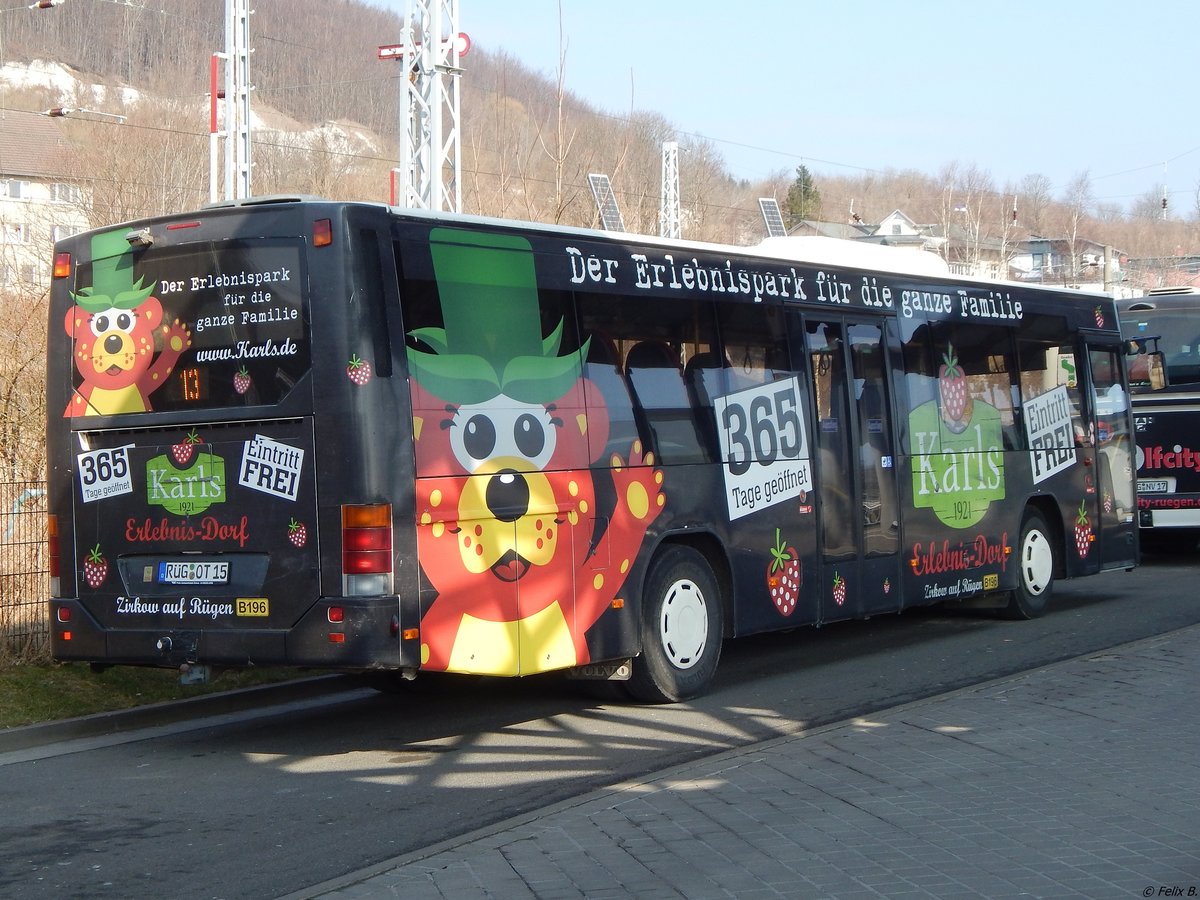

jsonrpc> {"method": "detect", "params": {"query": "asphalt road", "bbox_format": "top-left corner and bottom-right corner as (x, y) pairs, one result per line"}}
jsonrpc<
(2, 552), (1197, 900)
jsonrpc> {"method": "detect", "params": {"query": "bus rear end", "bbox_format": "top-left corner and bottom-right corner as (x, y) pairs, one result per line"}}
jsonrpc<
(1119, 290), (1200, 552)
(46, 199), (416, 676)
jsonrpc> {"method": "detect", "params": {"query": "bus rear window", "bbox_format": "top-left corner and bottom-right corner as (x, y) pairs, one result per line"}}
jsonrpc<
(64, 238), (310, 417)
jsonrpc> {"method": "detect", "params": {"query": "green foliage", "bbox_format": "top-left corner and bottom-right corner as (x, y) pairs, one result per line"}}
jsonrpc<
(784, 164), (821, 227)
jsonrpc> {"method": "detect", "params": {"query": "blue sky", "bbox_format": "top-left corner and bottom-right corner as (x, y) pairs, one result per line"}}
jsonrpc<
(381, 1), (1198, 213)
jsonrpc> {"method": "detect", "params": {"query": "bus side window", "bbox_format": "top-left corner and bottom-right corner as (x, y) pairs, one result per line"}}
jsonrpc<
(582, 331), (638, 462)
(1017, 338), (1087, 449)
(625, 340), (707, 464)
(904, 323), (1016, 450)
(578, 294), (716, 466)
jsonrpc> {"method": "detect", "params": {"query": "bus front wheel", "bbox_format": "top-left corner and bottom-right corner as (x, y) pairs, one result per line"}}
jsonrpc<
(1005, 511), (1055, 620)
(628, 545), (723, 703)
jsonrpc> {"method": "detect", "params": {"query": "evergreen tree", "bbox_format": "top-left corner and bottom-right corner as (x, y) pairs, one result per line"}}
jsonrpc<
(784, 164), (821, 227)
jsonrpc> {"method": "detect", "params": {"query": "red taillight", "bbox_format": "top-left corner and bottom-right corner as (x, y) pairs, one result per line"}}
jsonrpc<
(313, 218), (332, 248)
(56, 606), (71, 623)
(327, 606), (344, 624)
(342, 504), (391, 574)
(47, 515), (60, 578)
(52, 252), (71, 279)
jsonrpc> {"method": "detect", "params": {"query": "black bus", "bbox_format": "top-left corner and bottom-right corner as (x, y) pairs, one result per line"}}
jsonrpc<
(47, 198), (1139, 701)
(1118, 288), (1199, 552)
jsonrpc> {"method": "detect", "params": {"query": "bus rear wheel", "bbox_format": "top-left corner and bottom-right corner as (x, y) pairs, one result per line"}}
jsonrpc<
(628, 545), (723, 703)
(1005, 510), (1055, 620)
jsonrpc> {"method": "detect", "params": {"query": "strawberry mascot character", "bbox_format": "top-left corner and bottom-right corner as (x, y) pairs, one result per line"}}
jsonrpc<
(407, 229), (665, 675)
(64, 229), (191, 416)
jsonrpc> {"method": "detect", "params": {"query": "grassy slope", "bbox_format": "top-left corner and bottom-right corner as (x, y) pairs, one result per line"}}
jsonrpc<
(0, 663), (299, 729)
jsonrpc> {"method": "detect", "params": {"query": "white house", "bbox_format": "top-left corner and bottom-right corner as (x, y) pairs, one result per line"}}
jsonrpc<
(0, 109), (88, 290)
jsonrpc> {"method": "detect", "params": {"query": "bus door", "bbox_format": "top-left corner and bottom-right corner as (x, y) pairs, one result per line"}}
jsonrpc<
(799, 316), (901, 620)
(1085, 343), (1137, 568)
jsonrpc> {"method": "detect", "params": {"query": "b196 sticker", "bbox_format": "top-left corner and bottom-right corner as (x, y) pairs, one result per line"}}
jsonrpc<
(78, 445), (134, 503)
(714, 376), (813, 521)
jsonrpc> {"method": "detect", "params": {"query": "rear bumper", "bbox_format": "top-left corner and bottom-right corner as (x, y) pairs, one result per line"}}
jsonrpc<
(49, 594), (422, 671)
(1139, 507), (1200, 529)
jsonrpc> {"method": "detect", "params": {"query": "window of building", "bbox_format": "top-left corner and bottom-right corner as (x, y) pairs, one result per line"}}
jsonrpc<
(0, 223), (29, 244)
(49, 183), (81, 204)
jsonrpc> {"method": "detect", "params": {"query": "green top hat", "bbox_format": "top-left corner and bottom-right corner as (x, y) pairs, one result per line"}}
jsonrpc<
(71, 229), (154, 312)
(407, 228), (589, 405)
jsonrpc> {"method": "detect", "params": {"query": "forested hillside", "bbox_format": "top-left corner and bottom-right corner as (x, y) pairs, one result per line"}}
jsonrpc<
(2, 0), (1198, 257)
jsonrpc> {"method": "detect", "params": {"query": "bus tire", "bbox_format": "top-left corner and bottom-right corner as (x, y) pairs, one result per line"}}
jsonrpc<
(1005, 510), (1055, 620)
(627, 545), (723, 703)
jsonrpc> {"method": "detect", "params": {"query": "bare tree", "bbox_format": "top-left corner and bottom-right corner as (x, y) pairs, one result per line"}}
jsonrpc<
(1017, 174), (1054, 236)
(1059, 170), (1094, 283)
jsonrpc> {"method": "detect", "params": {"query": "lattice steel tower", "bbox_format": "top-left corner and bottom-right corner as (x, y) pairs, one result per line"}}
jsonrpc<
(660, 141), (681, 239)
(395, 0), (464, 213)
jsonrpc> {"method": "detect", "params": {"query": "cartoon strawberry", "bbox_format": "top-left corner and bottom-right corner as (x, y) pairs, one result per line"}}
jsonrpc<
(1093, 306), (1105, 328)
(938, 345), (969, 426)
(171, 429), (201, 466)
(766, 527), (800, 616)
(234, 366), (252, 395)
(288, 518), (307, 548)
(1102, 490), (1113, 514)
(347, 354), (372, 386)
(83, 543), (108, 588)
(832, 572), (846, 606)
(1074, 503), (1093, 558)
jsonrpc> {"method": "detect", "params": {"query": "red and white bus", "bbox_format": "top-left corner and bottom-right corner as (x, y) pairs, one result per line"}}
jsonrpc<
(46, 198), (1141, 701)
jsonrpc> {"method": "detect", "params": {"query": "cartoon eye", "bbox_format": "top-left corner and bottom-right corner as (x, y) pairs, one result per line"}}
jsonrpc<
(89, 310), (136, 337)
(449, 397), (558, 473)
(462, 414), (497, 461)
(514, 413), (546, 458)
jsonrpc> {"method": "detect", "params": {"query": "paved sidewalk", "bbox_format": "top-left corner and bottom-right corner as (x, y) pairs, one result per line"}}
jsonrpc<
(298, 627), (1200, 900)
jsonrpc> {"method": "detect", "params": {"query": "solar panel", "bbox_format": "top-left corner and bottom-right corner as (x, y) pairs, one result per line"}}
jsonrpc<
(759, 198), (787, 237)
(589, 173), (626, 232)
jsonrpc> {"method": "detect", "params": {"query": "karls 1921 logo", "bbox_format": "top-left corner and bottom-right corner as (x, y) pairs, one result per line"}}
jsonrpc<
(146, 440), (227, 515)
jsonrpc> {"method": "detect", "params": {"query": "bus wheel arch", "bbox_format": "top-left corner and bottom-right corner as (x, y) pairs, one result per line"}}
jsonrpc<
(627, 540), (726, 703)
(1005, 503), (1059, 620)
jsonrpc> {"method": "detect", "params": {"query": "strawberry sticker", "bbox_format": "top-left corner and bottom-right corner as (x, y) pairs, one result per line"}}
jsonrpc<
(171, 429), (201, 466)
(832, 571), (846, 606)
(234, 366), (252, 395)
(936, 348), (974, 427)
(766, 527), (800, 616)
(1074, 503), (1092, 558)
(83, 543), (108, 588)
(288, 518), (307, 548)
(1093, 306), (1105, 328)
(1102, 490), (1113, 514)
(347, 354), (372, 386)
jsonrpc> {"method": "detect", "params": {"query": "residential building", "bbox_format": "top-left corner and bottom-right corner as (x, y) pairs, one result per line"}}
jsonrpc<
(0, 109), (87, 291)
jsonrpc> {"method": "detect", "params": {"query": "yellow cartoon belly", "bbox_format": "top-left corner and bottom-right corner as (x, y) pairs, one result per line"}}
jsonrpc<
(447, 602), (576, 675)
(85, 385), (147, 415)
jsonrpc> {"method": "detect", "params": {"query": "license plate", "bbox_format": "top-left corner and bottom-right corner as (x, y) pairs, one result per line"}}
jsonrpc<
(1137, 480), (1170, 494)
(158, 561), (229, 584)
